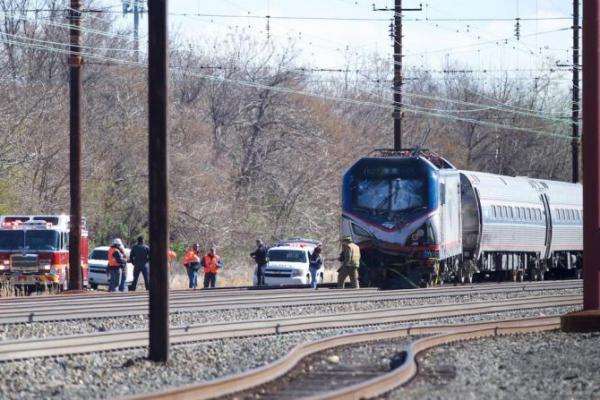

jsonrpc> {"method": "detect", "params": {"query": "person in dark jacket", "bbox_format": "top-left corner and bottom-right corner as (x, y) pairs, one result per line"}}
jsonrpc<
(129, 236), (150, 291)
(250, 239), (268, 286)
(309, 244), (323, 289)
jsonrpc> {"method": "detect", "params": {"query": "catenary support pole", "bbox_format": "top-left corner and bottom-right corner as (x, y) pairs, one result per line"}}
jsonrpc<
(562, 0), (600, 332)
(572, 0), (580, 183)
(374, 1), (420, 150)
(393, 0), (402, 151)
(148, 0), (169, 362)
(68, 0), (82, 291)
(582, 0), (600, 311)
(133, 0), (140, 62)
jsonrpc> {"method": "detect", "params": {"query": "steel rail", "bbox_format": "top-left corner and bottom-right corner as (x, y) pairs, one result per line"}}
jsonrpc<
(0, 280), (580, 306)
(0, 294), (580, 362)
(0, 281), (582, 324)
(125, 316), (560, 400)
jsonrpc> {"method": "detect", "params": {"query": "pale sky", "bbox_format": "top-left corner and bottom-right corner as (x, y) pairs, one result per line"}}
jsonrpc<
(104, 1), (577, 83)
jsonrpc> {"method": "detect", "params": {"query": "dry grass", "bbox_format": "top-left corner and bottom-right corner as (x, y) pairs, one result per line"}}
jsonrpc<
(0, 263), (339, 296)
(0, 280), (60, 298)
(169, 262), (254, 289)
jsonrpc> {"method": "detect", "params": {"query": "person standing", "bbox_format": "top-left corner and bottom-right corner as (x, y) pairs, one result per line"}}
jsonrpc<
(183, 243), (201, 289)
(309, 244), (323, 290)
(201, 246), (223, 288)
(337, 236), (361, 289)
(107, 238), (127, 292)
(250, 239), (268, 286)
(129, 236), (150, 291)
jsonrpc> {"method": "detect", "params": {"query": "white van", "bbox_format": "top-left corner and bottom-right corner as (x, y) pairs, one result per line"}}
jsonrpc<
(88, 246), (134, 290)
(254, 239), (324, 286)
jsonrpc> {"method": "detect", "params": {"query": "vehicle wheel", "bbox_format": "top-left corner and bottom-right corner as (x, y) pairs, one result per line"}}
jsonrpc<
(90, 283), (98, 290)
(306, 275), (310, 285)
(320, 273), (324, 283)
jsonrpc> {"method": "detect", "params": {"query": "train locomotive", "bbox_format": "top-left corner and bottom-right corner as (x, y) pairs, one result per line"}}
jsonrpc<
(340, 149), (582, 289)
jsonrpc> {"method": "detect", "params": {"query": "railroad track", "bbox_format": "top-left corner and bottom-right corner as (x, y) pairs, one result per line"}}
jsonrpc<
(127, 315), (561, 400)
(0, 280), (582, 324)
(0, 293), (580, 362)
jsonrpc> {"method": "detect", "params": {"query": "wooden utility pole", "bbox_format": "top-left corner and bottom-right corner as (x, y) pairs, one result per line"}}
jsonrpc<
(373, 1), (421, 150)
(147, 0), (170, 362)
(68, 0), (83, 291)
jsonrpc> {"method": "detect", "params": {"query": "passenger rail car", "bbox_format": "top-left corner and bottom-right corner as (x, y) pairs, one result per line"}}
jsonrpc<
(340, 149), (582, 288)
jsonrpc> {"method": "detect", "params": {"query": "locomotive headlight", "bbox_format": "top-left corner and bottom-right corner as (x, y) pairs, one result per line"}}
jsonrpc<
(406, 222), (435, 246)
(352, 223), (371, 238)
(406, 226), (426, 245)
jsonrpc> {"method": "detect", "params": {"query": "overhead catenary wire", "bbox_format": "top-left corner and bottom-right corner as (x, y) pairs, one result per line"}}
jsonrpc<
(0, 26), (574, 122)
(0, 33), (575, 142)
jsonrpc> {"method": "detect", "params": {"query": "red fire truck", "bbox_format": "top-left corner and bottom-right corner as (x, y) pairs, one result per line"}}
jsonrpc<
(0, 215), (89, 291)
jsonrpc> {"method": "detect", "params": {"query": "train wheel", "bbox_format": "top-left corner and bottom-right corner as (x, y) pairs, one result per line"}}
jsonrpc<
(454, 259), (465, 284)
(466, 271), (474, 284)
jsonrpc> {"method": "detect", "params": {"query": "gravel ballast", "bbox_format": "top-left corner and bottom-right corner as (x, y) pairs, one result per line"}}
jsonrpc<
(0, 288), (582, 341)
(0, 305), (580, 400)
(388, 330), (600, 400)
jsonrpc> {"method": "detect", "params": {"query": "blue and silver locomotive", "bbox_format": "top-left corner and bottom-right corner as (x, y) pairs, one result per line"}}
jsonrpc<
(340, 149), (582, 288)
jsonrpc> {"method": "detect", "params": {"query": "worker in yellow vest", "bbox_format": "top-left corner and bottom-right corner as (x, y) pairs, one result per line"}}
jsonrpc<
(201, 246), (223, 288)
(337, 236), (361, 289)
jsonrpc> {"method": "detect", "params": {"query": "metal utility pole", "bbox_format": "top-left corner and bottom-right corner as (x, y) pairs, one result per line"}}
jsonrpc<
(68, 0), (83, 291)
(562, 0), (600, 332)
(393, 0), (402, 150)
(133, 1), (140, 59)
(147, 0), (169, 362)
(581, 0), (600, 312)
(373, 1), (421, 151)
(572, 0), (580, 183)
(123, 0), (144, 61)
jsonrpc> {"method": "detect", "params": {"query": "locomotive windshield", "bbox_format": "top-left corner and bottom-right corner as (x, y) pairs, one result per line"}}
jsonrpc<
(356, 178), (425, 213)
(346, 162), (430, 223)
(0, 230), (61, 251)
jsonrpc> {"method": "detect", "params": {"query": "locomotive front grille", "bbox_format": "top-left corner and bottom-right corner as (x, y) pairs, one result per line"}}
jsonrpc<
(10, 254), (39, 272)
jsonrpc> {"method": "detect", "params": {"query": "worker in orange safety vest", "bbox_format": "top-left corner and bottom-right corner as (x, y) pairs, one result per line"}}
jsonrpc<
(107, 238), (128, 292)
(182, 244), (201, 289)
(201, 246), (223, 288)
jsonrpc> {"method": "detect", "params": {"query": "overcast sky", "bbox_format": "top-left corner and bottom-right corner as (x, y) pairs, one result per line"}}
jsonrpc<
(105, 1), (577, 83)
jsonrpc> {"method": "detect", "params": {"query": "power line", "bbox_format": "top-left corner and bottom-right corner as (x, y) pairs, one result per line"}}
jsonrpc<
(0, 33), (575, 142)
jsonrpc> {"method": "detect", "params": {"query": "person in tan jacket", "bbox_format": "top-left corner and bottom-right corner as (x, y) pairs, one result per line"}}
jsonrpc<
(337, 236), (361, 288)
